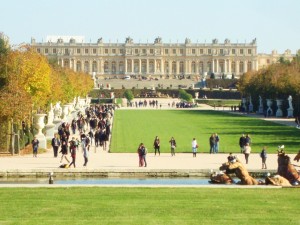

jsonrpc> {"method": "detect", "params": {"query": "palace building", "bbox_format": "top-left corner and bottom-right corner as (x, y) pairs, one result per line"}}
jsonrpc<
(30, 36), (293, 78)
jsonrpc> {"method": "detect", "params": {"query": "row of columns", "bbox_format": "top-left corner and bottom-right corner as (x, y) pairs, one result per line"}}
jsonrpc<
(60, 58), (258, 75)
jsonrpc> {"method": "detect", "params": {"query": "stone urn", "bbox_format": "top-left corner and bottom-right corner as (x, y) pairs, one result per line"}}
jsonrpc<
(276, 99), (283, 117)
(34, 114), (47, 149)
(266, 99), (273, 116)
(45, 105), (56, 140)
(195, 92), (199, 99)
(62, 104), (70, 121)
(34, 114), (46, 136)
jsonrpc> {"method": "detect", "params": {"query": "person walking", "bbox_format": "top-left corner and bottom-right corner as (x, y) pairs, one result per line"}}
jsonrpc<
(209, 134), (215, 154)
(69, 137), (77, 168)
(169, 137), (177, 156)
(31, 136), (39, 157)
(137, 143), (145, 167)
(260, 146), (267, 169)
(153, 136), (160, 156)
(81, 134), (89, 167)
(239, 134), (246, 153)
(60, 140), (70, 164)
(51, 134), (60, 158)
(214, 133), (220, 153)
(192, 138), (198, 157)
(244, 143), (251, 164)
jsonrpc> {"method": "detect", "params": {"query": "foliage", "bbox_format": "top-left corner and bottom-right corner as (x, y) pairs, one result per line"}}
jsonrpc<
(124, 89), (134, 102)
(111, 110), (300, 153)
(178, 89), (193, 102)
(238, 58), (300, 99)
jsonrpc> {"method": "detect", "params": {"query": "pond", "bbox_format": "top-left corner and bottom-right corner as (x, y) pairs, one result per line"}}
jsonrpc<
(0, 177), (229, 185)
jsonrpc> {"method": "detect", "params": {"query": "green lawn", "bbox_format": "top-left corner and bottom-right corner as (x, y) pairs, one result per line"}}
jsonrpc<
(111, 110), (300, 153)
(0, 187), (298, 225)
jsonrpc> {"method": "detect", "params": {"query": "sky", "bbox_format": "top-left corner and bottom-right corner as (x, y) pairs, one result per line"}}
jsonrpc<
(0, 0), (299, 54)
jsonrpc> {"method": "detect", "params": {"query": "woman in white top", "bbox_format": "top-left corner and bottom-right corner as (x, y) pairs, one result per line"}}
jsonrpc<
(192, 138), (198, 157)
(243, 143), (251, 164)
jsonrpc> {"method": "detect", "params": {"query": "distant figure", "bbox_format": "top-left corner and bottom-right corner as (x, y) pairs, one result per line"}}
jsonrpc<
(192, 138), (198, 157)
(227, 152), (235, 162)
(51, 134), (60, 158)
(169, 137), (177, 156)
(244, 143), (251, 164)
(214, 133), (220, 153)
(69, 137), (77, 168)
(137, 143), (147, 167)
(153, 136), (160, 156)
(260, 146), (267, 169)
(239, 134), (246, 153)
(31, 137), (39, 158)
(209, 134), (216, 154)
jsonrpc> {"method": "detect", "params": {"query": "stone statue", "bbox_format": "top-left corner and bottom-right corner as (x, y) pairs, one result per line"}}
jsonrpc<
(212, 39), (218, 44)
(97, 37), (103, 44)
(125, 37), (133, 44)
(288, 95), (293, 110)
(185, 38), (191, 44)
(224, 38), (230, 44)
(251, 38), (257, 45)
(154, 37), (162, 44)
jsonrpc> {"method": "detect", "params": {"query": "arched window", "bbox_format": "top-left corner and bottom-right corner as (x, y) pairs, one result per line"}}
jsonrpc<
(247, 61), (252, 72)
(76, 61), (81, 72)
(104, 61), (109, 73)
(134, 60), (139, 73)
(231, 61), (236, 73)
(199, 61), (203, 74)
(141, 60), (147, 74)
(64, 59), (70, 68)
(179, 61), (184, 74)
(239, 61), (244, 73)
(92, 61), (97, 73)
(172, 61), (176, 73)
(119, 61), (124, 74)
(207, 61), (211, 73)
(164, 61), (169, 74)
(112, 61), (116, 74)
(149, 60), (154, 73)
(191, 61), (196, 74)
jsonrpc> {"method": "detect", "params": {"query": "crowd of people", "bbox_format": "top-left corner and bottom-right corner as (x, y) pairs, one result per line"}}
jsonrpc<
(49, 104), (115, 168)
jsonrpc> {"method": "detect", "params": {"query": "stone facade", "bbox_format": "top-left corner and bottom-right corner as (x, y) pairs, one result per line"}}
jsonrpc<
(31, 36), (259, 78)
(257, 49), (295, 70)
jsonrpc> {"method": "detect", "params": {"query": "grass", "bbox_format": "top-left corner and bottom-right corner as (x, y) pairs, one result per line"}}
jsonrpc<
(111, 110), (300, 153)
(0, 187), (298, 225)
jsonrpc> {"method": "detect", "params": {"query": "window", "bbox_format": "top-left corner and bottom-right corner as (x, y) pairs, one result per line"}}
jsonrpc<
(150, 49), (154, 54)
(220, 49), (223, 54)
(164, 49), (169, 54)
(240, 49), (244, 54)
(135, 49), (139, 54)
(208, 49), (211, 54)
(45, 48), (48, 54)
(200, 49), (203, 54)
(112, 49), (116, 54)
(85, 48), (89, 54)
(248, 49), (252, 54)
(93, 48), (97, 54)
(53, 48), (56, 54)
(142, 49), (146, 54)
(173, 49), (176, 54)
(37, 48), (40, 53)
(64, 49), (68, 54)
(77, 48), (81, 54)
(180, 49), (183, 54)
(267, 59), (270, 64)
(119, 49), (124, 54)
(192, 49), (196, 54)
(232, 49), (236, 54)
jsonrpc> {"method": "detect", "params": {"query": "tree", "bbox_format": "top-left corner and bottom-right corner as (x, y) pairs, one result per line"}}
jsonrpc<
(124, 89), (134, 102)
(178, 89), (193, 102)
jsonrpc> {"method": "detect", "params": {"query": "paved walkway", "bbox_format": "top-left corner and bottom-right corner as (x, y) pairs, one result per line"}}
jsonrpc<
(0, 100), (299, 178)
